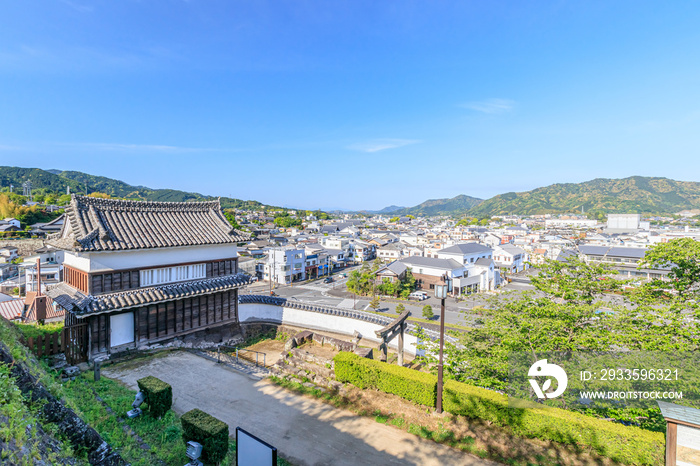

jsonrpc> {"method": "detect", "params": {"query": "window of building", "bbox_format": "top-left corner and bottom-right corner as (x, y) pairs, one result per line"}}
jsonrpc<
(140, 263), (206, 287)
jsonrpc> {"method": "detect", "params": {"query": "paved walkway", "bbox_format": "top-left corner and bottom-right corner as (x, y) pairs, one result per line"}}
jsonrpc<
(103, 351), (498, 466)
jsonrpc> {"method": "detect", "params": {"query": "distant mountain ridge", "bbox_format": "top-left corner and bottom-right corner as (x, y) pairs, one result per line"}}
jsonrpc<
(0, 166), (275, 210)
(466, 176), (700, 217)
(374, 205), (406, 214)
(393, 194), (484, 217)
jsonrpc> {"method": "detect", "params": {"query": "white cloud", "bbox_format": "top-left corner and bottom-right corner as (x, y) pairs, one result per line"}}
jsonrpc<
(60, 1), (94, 13)
(347, 138), (421, 153)
(461, 98), (515, 114)
(58, 142), (220, 153)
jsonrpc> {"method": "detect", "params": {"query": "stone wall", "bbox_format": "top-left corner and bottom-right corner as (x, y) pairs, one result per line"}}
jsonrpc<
(0, 239), (46, 257)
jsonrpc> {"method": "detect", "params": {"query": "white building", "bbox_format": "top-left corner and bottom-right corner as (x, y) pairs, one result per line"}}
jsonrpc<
(493, 244), (528, 273)
(545, 218), (598, 228)
(264, 247), (306, 285)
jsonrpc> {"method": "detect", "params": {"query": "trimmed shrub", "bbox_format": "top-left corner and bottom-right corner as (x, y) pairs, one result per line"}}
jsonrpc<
(334, 352), (436, 406)
(443, 380), (664, 466)
(181, 409), (229, 464)
(137, 376), (172, 418)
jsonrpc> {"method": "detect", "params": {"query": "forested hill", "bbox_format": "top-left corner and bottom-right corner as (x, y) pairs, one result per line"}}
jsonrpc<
(393, 194), (483, 217)
(466, 176), (700, 217)
(0, 166), (274, 210)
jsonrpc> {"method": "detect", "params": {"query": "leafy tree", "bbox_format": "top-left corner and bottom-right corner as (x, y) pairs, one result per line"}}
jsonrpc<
(395, 303), (405, 314)
(399, 270), (416, 298)
(377, 278), (400, 296)
(479, 218), (489, 226)
(529, 255), (624, 304)
(456, 218), (470, 226)
(273, 216), (302, 228)
(369, 296), (380, 310)
(638, 238), (700, 300)
(389, 216), (399, 223)
(88, 192), (111, 199)
(422, 305), (434, 319)
(406, 215), (415, 220)
(223, 211), (242, 230)
(57, 194), (72, 205)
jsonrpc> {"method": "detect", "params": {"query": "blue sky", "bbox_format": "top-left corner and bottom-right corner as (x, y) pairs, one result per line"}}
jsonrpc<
(1, 1), (700, 210)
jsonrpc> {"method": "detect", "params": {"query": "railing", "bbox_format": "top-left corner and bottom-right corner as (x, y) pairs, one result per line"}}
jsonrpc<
(25, 332), (64, 358)
(216, 345), (267, 367)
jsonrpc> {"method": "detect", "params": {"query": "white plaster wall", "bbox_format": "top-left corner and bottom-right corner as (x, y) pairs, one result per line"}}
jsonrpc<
(238, 303), (422, 356)
(64, 244), (239, 272)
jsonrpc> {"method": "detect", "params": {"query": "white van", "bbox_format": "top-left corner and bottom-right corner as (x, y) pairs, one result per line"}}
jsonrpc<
(409, 291), (428, 301)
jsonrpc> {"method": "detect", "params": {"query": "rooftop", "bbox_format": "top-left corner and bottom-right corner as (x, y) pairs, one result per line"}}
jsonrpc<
(50, 195), (249, 252)
(439, 243), (492, 255)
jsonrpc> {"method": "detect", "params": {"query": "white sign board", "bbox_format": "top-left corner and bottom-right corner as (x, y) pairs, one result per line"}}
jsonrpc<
(110, 312), (134, 347)
(236, 427), (277, 466)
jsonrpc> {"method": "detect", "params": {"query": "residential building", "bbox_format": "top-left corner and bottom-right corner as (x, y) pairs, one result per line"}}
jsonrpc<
(374, 261), (408, 284)
(377, 242), (406, 262)
(493, 244), (528, 274)
(264, 247), (306, 284)
(28, 215), (65, 237)
(398, 256), (466, 292)
(578, 245), (668, 279)
(0, 246), (19, 263)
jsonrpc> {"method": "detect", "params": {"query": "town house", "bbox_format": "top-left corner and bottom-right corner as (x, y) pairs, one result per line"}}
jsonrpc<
(47, 196), (250, 361)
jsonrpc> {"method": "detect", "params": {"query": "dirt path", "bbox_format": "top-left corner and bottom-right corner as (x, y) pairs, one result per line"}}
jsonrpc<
(103, 351), (499, 466)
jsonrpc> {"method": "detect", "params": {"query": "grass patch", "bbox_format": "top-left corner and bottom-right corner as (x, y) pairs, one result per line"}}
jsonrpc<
(0, 364), (80, 465)
(13, 321), (64, 340)
(56, 368), (293, 465)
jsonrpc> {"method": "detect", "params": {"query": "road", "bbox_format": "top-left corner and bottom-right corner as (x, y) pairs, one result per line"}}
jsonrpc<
(242, 266), (498, 327)
(104, 351), (498, 466)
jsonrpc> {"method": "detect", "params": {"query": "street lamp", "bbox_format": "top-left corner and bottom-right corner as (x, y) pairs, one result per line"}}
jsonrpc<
(434, 273), (452, 414)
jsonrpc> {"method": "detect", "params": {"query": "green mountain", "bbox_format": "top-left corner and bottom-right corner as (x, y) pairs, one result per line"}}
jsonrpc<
(467, 176), (700, 217)
(0, 166), (275, 210)
(374, 205), (406, 214)
(394, 194), (483, 217)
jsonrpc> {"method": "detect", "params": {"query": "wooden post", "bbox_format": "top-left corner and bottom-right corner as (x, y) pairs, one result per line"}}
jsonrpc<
(397, 322), (405, 366)
(379, 341), (388, 362)
(666, 421), (677, 466)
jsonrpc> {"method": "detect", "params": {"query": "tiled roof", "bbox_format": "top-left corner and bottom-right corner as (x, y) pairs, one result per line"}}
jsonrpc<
(658, 401), (700, 426)
(400, 256), (464, 270)
(439, 243), (492, 255)
(0, 299), (23, 321)
(50, 195), (249, 252)
(46, 273), (252, 316)
(0, 297), (63, 322)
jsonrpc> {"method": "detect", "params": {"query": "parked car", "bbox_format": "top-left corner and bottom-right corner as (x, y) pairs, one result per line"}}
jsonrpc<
(323, 277), (334, 283)
(409, 291), (428, 301)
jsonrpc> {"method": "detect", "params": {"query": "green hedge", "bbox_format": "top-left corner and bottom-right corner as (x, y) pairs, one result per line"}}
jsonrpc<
(137, 376), (172, 418)
(333, 352), (664, 465)
(443, 380), (664, 466)
(181, 408), (229, 464)
(333, 352), (437, 406)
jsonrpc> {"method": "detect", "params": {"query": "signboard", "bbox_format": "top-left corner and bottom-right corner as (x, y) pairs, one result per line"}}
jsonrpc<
(236, 427), (277, 466)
